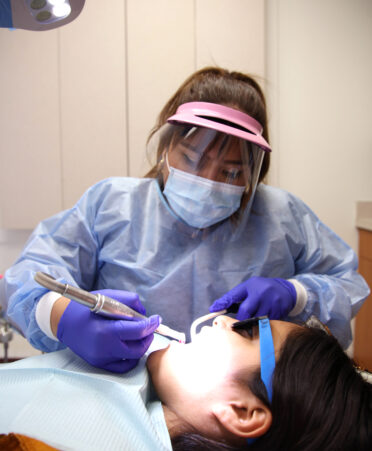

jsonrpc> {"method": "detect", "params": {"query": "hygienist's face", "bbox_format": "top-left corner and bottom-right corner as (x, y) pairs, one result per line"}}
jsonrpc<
(164, 132), (248, 186)
(147, 316), (297, 425)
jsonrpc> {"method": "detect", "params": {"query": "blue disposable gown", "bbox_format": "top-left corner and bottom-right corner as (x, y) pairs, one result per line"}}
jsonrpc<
(0, 177), (369, 350)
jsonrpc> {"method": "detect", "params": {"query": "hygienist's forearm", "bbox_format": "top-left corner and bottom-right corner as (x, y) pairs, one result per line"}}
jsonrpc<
(51, 297), (71, 337)
(288, 271), (369, 349)
(36, 291), (67, 340)
(287, 279), (308, 317)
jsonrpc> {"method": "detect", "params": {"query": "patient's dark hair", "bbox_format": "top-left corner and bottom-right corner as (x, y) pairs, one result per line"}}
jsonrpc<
(172, 327), (372, 451)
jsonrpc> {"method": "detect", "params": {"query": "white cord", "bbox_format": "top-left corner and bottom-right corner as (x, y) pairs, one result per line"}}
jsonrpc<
(190, 309), (227, 341)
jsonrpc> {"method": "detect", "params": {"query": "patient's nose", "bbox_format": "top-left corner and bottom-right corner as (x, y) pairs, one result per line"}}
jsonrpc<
(213, 316), (230, 329)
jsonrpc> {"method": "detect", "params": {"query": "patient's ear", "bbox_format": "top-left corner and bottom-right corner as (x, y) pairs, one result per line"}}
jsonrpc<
(212, 394), (272, 439)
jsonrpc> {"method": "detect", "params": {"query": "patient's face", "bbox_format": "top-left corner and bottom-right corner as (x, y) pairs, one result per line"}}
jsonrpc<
(147, 316), (297, 414)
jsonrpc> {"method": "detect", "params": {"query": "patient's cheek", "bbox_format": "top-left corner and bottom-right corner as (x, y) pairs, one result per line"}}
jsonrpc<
(146, 346), (168, 374)
(163, 338), (234, 395)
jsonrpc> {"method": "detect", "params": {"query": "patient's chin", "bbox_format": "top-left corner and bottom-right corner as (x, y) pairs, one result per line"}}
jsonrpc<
(146, 344), (170, 372)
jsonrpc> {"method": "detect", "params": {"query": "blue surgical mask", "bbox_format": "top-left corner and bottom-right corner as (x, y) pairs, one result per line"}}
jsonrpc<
(163, 164), (245, 229)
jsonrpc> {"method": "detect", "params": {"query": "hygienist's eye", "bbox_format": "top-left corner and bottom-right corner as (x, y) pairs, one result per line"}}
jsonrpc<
(181, 151), (198, 168)
(222, 168), (242, 181)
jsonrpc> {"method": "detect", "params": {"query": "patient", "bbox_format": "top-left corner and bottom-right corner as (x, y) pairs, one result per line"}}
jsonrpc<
(0, 316), (371, 451)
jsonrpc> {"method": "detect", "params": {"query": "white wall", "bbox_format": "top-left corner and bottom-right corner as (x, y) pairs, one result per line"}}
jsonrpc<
(0, 0), (265, 229)
(266, 0), (372, 252)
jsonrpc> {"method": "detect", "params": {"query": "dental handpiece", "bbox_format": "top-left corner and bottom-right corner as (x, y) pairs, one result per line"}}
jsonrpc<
(34, 272), (185, 343)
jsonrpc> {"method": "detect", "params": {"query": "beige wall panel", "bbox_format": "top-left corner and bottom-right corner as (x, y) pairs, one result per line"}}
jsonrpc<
(266, 0), (372, 252)
(60, 0), (127, 208)
(127, 0), (195, 177)
(196, 0), (265, 79)
(0, 29), (62, 229)
(0, 0), (266, 228)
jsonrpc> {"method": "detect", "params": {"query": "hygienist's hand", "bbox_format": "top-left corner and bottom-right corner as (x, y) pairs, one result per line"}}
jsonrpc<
(56, 289), (160, 373)
(209, 277), (297, 320)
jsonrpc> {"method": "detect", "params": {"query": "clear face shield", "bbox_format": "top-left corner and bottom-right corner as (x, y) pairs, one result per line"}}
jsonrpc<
(148, 102), (271, 235)
(165, 125), (261, 186)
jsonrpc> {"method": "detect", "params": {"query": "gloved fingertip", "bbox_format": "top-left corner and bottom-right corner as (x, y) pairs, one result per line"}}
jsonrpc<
(209, 298), (229, 312)
(143, 332), (155, 350)
(105, 358), (139, 373)
(136, 305), (146, 316)
(236, 306), (255, 321)
(149, 314), (161, 330)
(236, 310), (244, 321)
(236, 311), (250, 321)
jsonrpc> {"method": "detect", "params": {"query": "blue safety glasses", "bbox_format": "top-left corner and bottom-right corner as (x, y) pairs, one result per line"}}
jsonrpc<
(232, 316), (275, 402)
(232, 316), (275, 446)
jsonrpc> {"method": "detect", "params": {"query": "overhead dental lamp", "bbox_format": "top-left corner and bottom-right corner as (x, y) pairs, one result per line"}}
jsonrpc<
(0, 0), (85, 30)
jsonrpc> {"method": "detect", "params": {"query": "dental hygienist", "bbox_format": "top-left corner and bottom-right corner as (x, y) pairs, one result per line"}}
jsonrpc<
(0, 67), (369, 372)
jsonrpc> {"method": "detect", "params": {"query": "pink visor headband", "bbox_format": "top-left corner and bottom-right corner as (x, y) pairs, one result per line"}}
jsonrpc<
(167, 102), (271, 152)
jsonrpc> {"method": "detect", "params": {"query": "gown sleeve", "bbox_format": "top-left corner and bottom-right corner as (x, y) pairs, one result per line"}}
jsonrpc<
(285, 192), (370, 349)
(0, 181), (108, 352)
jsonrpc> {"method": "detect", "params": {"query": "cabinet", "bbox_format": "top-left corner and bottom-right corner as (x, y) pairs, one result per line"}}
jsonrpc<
(354, 228), (372, 371)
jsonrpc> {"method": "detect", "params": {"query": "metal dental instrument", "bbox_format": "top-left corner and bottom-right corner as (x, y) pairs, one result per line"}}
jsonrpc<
(34, 272), (185, 343)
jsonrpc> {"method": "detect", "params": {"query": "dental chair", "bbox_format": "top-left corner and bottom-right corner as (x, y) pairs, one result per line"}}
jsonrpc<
(0, 316), (13, 363)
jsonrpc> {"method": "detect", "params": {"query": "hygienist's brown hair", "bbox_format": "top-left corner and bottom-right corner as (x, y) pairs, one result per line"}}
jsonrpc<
(145, 66), (270, 185)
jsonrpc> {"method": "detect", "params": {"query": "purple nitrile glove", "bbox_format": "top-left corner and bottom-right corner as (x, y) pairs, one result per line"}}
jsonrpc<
(57, 289), (160, 373)
(209, 277), (297, 320)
